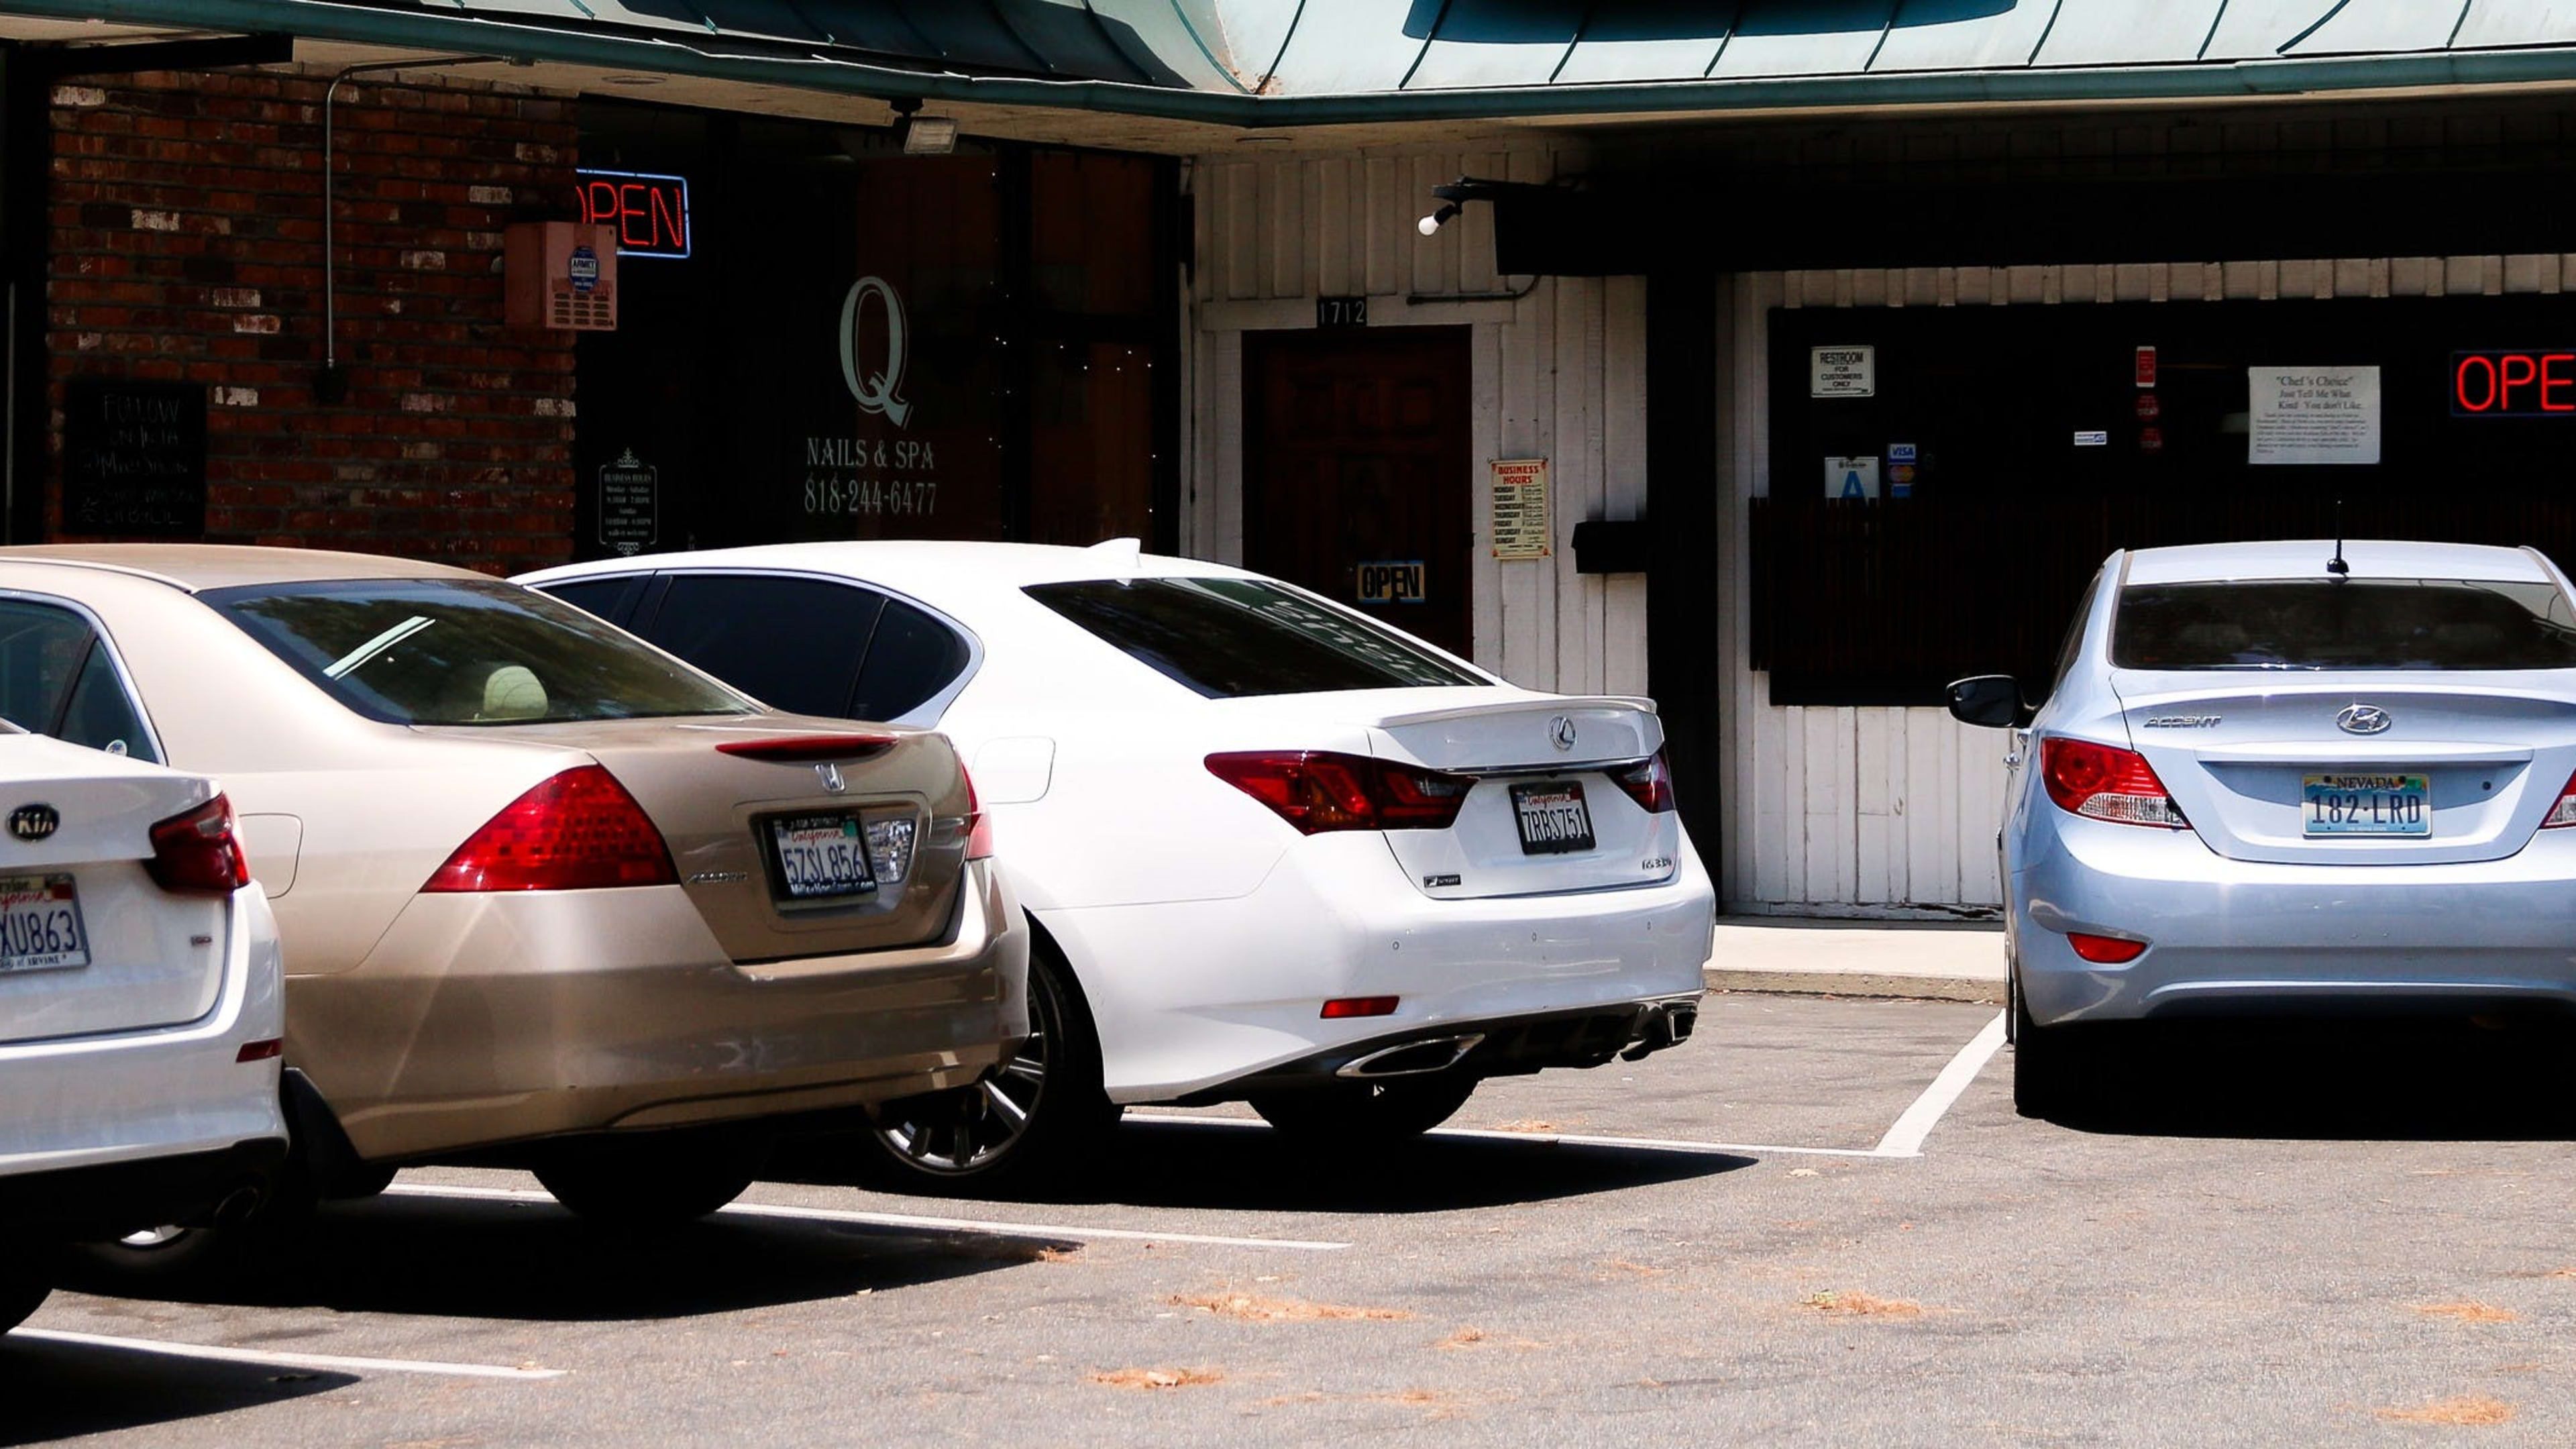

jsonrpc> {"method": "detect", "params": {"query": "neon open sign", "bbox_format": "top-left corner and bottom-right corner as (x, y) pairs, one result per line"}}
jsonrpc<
(2452, 349), (2576, 416)
(576, 170), (690, 259)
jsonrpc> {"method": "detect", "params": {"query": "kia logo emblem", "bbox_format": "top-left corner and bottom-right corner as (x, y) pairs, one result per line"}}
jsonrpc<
(2337, 704), (2393, 735)
(1548, 716), (1578, 752)
(7, 804), (57, 842)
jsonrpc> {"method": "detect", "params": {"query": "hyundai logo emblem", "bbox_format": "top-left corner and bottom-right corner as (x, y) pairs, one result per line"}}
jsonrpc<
(7, 804), (57, 842)
(2337, 704), (2393, 736)
(815, 762), (847, 794)
(1548, 716), (1578, 752)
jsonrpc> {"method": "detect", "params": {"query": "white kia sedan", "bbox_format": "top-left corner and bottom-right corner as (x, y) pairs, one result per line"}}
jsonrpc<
(1951, 539), (2576, 1114)
(0, 729), (285, 1330)
(522, 541), (1713, 1185)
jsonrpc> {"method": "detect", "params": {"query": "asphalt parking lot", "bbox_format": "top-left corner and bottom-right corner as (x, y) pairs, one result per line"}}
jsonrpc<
(17, 993), (2576, 1446)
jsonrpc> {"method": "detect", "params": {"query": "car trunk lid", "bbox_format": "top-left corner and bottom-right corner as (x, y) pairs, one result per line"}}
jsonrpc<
(2112, 672), (2576, 865)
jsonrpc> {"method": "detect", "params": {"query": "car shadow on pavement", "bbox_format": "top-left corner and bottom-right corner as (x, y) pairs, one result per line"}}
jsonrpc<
(773, 1116), (1754, 1213)
(44, 1192), (1065, 1323)
(0, 1333), (353, 1445)
(2036, 1018), (2576, 1139)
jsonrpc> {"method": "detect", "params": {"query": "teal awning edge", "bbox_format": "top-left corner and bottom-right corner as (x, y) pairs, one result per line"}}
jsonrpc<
(13, 0), (2576, 129)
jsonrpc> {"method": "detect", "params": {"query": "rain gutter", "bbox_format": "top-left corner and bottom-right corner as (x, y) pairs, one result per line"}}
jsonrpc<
(11, 0), (2576, 128)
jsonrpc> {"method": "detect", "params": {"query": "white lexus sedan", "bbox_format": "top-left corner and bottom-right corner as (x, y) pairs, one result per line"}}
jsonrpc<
(0, 729), (285, 1331)
(1950, 539), (2576, 1115)
(522, 541), (1714, 1186)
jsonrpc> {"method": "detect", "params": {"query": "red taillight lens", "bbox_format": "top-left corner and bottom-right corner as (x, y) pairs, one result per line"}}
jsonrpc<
(714, 734), (898, 763)
(961, 765), (996, 861)
(235, 1038), (283, 1063)
(422, 766), (678, 893)
(147, 793), (252, 894)
(1613, 748), (1677, 814)
(2041, 737), (2188, 828)
(1205, 751), (1473, 834)
(1321, 996), (1399, 1019)
(2066, 932), (2149, 964)
(2544, 771), (2576, 828)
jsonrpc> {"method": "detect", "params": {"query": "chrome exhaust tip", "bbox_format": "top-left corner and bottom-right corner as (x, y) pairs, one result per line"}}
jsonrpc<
(211, 1185), (266, 1228)
(1336, 1033), (1486, 1079)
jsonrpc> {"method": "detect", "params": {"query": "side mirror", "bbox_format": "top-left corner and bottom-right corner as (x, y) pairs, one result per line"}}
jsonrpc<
(1945, 675), (2025, 729)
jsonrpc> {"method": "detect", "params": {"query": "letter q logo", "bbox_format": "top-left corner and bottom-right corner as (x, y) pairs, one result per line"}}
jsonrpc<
(839, 276), (912, 428)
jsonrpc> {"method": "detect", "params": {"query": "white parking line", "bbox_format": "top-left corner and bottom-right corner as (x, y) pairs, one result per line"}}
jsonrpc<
(1124, 1110), (1889, 1159)
(1872, 1010), (2009, 1158)
(380, 1182), (1352, 1252)
(8, 1327), (566, 1381)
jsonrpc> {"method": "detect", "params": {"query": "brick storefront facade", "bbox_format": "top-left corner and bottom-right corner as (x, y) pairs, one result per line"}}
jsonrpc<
(44, 68), (580, 570)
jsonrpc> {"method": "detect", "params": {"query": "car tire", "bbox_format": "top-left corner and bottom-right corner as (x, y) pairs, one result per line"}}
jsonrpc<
(854, 945), (1118, 1194)
(1249, 1075), (1479, 1145)
(0, 1260), (48, 1334)
(2011, 971), (2078, 1119)
(533, 1130), (769, 1226)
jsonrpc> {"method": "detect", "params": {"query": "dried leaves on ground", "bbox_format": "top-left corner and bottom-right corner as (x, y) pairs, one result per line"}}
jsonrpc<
(1089, 1366), (1224, 1391)
(2414, 1302), (2518, 1324)
(1174, 1291), (1413, 1322)
(1802, 1290), (1925, 1318)
(2375, 1395), (2514, 1426)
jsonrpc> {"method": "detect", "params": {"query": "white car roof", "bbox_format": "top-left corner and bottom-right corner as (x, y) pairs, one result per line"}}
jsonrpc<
(2122, 539), (2556, 587)
(518, 539), (1254, 604)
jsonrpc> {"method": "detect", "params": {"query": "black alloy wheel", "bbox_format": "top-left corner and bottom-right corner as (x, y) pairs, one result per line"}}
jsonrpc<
(2010, 971), (2077, 1119)
(533, 1129), (770, 1226)
(0, 1257), (48, 1334)
(1249, 1074), (1479, 1146)
(857, 947), (1115, 1192)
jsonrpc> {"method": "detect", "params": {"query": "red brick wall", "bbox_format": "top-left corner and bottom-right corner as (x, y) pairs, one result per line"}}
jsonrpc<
(46, 68), (580, 571)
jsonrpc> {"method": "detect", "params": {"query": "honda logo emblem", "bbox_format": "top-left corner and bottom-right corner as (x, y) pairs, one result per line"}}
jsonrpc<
(816, 762), (847, 794)
(2336, 704), (2393, 736)
(1548, 716), (1578, 752)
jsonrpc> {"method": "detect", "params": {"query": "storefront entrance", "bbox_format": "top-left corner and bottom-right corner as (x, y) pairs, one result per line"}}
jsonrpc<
(1242, 328), (1473, 657)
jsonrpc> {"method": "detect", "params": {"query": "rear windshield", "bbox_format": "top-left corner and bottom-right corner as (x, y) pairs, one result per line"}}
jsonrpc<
(204, 577), (757, 725)
(2113, 578), (2576, 672)
(1026, 578), (1484, 698)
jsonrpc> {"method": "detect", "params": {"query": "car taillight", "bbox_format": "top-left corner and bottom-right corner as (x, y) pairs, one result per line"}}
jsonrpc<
(2041, 737), (2188, 828)
(1205, 751), (1474, 834)
(961, 765), (996, 861)
(2066, 932), (2148, 964)
(147, 793), (252, 894)
(422, 765), (677, 892)
(1613, 748), (1677, 814)
(2544, 771), (2576, 828)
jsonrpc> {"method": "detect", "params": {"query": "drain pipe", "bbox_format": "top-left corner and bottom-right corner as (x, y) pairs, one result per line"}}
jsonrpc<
(319, 55), (511, 404)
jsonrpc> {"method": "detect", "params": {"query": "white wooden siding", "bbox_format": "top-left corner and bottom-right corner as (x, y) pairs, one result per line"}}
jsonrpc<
(1182, 146), (1650, 697)
(1719, 252), (2576, 916)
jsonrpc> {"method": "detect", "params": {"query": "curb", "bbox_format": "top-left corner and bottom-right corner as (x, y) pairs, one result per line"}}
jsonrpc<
(1702, 966), (2006, 1006)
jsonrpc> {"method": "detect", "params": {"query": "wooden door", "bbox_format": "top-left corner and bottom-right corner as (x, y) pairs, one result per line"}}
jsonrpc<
(1244, 328), (1473, 656)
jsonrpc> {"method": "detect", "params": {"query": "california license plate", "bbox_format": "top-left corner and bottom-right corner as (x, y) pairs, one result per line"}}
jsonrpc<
(1511, 782), (1596, 855)
(0, 873), (89, 975)
(2302, 773), (2431, 837)
(766, 814), (878, 900)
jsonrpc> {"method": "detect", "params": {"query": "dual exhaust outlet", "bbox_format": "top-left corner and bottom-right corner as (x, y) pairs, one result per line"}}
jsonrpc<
(1332, 1000), (1700, 1079)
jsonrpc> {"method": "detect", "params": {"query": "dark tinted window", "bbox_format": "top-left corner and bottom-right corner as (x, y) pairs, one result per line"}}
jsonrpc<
(2114, 579), (2576, 671)
(540, 575), (645, 627)
(851, 599), (971, 722)
(205, 578), (755, 725)
(640, 576), (880, 718)
(1027, 578), (1484, 699)
(0, 600), (158, 761)
(59, 643), (158, 761)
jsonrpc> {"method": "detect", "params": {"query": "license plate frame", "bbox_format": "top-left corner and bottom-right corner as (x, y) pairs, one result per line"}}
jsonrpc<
(2302, 773), (2432, 838)
(0, 873), (90, 975)
(761, 812), (879, 902)
(1511, 782), (1597, 856)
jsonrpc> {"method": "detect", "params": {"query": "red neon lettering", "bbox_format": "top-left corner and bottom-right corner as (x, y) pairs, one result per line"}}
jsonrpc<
(2544, 354), (2576, 412)
(2458, 355), (2498, 411)
(618, 184), (653, 248)
(583, 180), (619, 227)
(2502, 352), (2539, 410)
(649, 186), (685, 253)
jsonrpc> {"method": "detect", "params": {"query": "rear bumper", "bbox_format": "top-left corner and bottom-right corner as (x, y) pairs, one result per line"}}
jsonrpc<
(0, 1137), (288, 1239)
(0, 884), (288, 1221)
(1051, 832), (1715, 1104)
(299, 860), (1029, 1162)
(1189, 996), (1702, 1101)
(2016, 813), (2576, 1024)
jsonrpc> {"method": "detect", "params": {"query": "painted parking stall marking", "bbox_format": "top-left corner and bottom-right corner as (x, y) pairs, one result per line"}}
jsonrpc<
(10, 1327), (567, 1381)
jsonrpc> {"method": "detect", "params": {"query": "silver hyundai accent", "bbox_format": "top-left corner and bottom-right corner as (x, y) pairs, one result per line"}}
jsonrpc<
(1950, 539), (2576, 1114)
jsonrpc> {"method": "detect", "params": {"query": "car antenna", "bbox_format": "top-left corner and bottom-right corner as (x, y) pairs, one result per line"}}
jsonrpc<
(2326, 500), (2349, 578)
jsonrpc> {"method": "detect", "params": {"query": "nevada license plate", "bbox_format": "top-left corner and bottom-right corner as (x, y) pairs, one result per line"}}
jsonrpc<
(0, 873), (89, 975)
(2302, 773), (2431, 837)
(1511, 782), (1596, 855)
(767, 814), (878, 900)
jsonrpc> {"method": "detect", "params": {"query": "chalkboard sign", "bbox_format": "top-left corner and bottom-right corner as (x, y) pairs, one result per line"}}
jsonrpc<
(62, 378), (206, 538)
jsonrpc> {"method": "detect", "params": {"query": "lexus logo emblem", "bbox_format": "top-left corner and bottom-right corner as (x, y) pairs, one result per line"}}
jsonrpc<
(1548, 716), (1578, 752)
(7, 804), (57, 842)
(839, 276), (912, 428)
(816, 762), (847, 794)
(2337, 704), (2393, 736)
